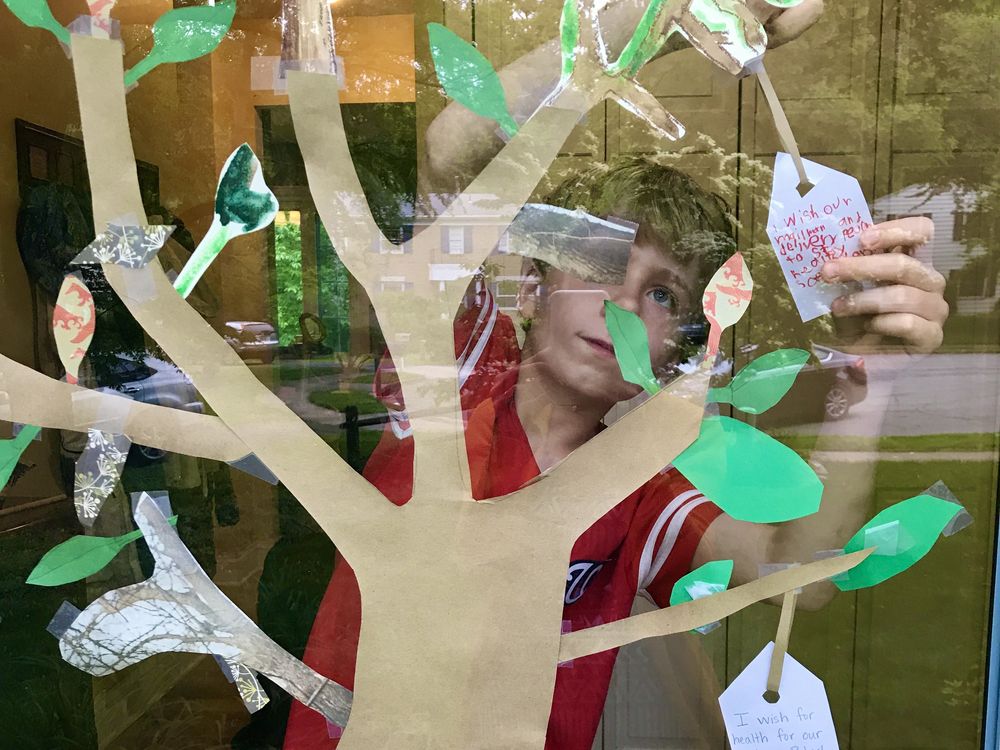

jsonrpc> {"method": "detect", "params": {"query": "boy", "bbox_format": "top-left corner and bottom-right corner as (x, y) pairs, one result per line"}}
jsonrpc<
(283, 158), (947, 749)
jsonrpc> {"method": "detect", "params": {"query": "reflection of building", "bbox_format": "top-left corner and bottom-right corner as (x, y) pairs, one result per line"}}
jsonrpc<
(873, 185), (997, 314)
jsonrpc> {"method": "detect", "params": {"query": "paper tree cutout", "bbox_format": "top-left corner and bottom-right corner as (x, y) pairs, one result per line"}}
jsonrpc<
(0, 6), (968, 747)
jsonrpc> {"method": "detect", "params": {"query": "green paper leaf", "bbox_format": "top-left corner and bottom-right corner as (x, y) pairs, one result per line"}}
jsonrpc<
(2, 0), (69, 45)
(27, 515), (179, 587)
(674, 416), (823, 523)
(609, 0), (669, 77)
(670, 559), (734, 606)
(558, 0), (579, 80)
(835, 495), (965, 592)
(604, 300), (660, 395)
(1, 425), (41, 491)
(427, 22), (519, 138)
(174, 144), (277, 298)
(123, 0), (236, 87)
(707, 348), (809, 414)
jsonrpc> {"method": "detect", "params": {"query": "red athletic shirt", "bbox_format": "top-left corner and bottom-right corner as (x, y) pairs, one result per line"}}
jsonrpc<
(283, 295), (722, 750)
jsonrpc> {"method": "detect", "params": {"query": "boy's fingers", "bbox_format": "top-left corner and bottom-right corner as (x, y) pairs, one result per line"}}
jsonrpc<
(764, 0), (825, 48)
(864, 313), (944, 354)
(821, 253), (945, 293)
(859, 216), (934, 252)
(832, 285), (950, 324)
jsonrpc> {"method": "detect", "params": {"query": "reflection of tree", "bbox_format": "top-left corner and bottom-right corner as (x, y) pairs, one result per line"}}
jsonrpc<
(274, 214), (303, 346)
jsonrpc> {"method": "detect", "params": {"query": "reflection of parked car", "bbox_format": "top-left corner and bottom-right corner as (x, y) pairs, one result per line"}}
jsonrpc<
(95, 355), (203, 463)
(756, 345), (868, 426)
(223, 321), (279, 364)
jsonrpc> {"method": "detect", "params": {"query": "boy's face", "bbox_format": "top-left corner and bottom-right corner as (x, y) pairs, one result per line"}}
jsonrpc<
(524, 237), (699, 407)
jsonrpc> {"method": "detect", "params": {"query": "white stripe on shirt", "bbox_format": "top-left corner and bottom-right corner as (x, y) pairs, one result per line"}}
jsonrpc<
(637, 489), (702, 590)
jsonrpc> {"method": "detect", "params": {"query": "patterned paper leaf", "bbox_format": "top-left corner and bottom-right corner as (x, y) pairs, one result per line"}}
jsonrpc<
(604, 300), (660, 395)
(174, 144), (278, 298)
(2, 0), (69, 44)
(674, 416), (822, 523)
(707, 348), (810, 414)
(72, 224), (174, 268)
(75, 430), (132, 526)
(53, 273), (96, 385)
(428, 22), (519, 138)
(1, 425), (41, 491)
(702, 252), (752, 358)
(27, 515), (178, 587)
(680, 0), (767, 76)
(835, 494), (967, 592)
(228, 661), (271, 713)
(123, 0), (235, 86)
(611, 0), (671, 77)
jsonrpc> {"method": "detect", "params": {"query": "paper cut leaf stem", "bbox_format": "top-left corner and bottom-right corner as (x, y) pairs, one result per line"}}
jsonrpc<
(2, 0), (69, 45)
(707, 348), (810, 414)
(27, 515), (179, 587)
(428, 22), (519, 138)
(174, 144), (278, 298)
(1, 424), (41, 491)
(674, 416), (823, 523)
(604, 301), (659, 395)
(835, 492), (969, 591)
(123, 0), (235, 86)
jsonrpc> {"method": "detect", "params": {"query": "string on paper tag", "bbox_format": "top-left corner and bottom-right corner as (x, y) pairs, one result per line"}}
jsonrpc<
(756, 64), (813, 196)
(765, 589), (798, 700)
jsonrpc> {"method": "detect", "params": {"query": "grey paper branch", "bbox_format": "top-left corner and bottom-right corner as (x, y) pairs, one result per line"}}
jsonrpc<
(74, 429), (131, 526)
(72, 224), (174, 268)
(57, 493), (352, 727)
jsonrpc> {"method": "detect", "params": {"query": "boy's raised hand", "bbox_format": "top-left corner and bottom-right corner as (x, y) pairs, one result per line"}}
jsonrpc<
(820, 216), (949, 354)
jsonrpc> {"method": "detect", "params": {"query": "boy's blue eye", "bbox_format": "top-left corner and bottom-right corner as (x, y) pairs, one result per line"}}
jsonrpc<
(648, 287), (677, 310)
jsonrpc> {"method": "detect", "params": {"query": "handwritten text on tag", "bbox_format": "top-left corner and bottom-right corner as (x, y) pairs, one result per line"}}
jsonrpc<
(719, 642), (839, 750)
(767, 153), (875, 322)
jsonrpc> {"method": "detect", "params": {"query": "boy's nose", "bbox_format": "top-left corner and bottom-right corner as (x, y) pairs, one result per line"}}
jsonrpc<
(607, 287), (641, 314)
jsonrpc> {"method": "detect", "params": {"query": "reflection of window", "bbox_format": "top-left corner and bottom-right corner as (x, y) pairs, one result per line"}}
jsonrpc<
(447, 227), (465, 254)
(380, 276), (412, 293)
(954, 211), (987, 243)
(497, 231), (511, 254)
(493, 276), (524, 313)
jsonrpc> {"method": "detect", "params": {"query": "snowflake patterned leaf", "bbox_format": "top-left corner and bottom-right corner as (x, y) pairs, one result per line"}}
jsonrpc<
(228, 661), (271, 713)
(72, 224), (175, 268)
(604, 300), (660, 395)
(27, 515), (178, 587)
(706, 348), (810, 414)
(75, 430), (132, 526)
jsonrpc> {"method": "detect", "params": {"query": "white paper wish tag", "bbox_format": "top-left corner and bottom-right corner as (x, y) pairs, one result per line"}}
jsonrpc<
(719, 642), (838, 750)
(767, 153), (874, 322)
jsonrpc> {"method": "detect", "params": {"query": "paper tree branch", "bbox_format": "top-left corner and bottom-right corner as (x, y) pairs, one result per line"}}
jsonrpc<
(507, 365), (710, 534)
(0, 352), (248, 462)
(70, 35), (391, 552)
(57, 495), (353, 728)
(559, 549), (873, 661)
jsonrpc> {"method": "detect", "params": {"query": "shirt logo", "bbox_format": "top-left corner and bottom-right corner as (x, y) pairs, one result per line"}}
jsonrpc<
(565, 560), (605, 605)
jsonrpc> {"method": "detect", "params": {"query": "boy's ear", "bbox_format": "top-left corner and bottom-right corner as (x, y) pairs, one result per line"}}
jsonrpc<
(517, 259), (544, 321)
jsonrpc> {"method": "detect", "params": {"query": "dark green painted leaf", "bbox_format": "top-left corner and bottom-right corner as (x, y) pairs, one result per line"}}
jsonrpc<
(2, 0), (69, 45)
(835, 495), (966, 591)
(215, 144), (279, 233)
(707, 348), (810, 414)
(604, 300), (660, 395)
(1, 425), (40, 491)
(427, 22), (519, 137)
(124, 0), (236, 86)
(674, 416), (822, 523)
(27, 516), (178, 587)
